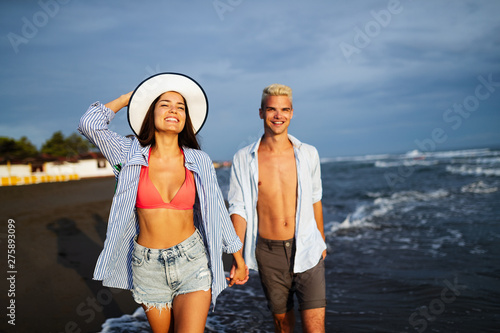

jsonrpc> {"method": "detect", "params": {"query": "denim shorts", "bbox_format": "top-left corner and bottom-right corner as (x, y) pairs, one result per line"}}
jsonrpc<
(256, 236), (326, 314)
(131, 229), (212, 311)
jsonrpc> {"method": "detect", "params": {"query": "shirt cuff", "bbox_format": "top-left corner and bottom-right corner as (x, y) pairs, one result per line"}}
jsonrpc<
(228, 206), (247, 221)
(91, 101), (116, 122)
(223, 235), (243, 254)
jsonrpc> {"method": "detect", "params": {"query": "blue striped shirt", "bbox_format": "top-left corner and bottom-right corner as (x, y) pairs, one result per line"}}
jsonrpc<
(78, 102), (242, 309)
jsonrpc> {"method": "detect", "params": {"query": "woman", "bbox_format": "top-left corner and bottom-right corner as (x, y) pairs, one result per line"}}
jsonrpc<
(78, 73), (248, 332)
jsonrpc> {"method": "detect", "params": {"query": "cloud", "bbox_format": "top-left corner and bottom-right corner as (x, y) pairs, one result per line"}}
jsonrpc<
(1, 0), (499, 159)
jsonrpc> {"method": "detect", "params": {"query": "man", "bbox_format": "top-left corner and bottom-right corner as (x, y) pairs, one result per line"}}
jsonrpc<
(228, 83), (327, 332)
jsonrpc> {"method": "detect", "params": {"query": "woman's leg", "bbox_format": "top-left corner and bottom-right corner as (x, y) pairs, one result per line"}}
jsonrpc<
(143, 304), (173, 333)
(171, 289), (211, 333)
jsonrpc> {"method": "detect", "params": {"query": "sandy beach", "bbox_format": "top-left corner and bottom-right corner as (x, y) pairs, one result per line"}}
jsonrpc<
(1, 177), (139, 333)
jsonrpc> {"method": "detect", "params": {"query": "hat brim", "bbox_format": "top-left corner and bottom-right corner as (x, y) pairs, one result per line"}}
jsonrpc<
(127, 73), (208, 136)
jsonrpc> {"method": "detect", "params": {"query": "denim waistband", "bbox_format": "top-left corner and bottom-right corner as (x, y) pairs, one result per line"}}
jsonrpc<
(134, 229), (202, 259)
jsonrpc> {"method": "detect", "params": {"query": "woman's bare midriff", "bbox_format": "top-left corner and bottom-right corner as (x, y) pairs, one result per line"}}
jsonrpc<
(136, 208), (195, 249)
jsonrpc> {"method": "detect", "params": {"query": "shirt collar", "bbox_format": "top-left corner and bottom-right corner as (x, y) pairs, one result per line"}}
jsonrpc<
(287, 134), (302, 148)
(142, 145), (150, 163)
(250, 136), (262, 156)
(126, 139), (149, 166)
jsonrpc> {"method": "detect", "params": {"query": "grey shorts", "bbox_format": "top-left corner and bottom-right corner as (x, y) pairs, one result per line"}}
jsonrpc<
(131, 229), (212, 312)
(255, 236), (326, 314)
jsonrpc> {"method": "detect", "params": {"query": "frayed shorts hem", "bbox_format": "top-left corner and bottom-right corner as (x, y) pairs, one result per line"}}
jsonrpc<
(133, 287), (212, 313)
(136, 299), (171, 313)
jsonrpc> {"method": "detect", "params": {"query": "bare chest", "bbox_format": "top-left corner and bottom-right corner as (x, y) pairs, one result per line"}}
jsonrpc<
(257, 150), (297, 196)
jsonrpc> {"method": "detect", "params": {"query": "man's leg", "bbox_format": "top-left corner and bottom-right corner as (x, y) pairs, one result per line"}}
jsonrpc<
(295, 257), (326, 333)
(273, 310), (295, 333)
(301, 307), (325, 333)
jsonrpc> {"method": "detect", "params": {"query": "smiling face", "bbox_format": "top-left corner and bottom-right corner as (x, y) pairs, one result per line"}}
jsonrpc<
(259, 95), (293, 136)
(153, 91), (187, 135)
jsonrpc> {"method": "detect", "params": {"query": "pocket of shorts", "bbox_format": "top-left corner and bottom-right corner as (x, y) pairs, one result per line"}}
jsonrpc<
(185, 244), (206, 262)
(255, 243), (267, 262)
(255, 244), (261, 261)
(131, 251), (145, 267)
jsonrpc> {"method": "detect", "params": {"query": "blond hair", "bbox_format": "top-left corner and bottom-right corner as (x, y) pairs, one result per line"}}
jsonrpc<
(261, 83), (293, 108)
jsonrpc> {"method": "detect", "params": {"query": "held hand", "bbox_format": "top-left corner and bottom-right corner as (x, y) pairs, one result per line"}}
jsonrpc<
(226, 263), (249, 287)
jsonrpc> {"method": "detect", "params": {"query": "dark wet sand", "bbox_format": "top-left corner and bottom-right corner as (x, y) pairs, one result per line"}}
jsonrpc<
(1, 177), (138, 333)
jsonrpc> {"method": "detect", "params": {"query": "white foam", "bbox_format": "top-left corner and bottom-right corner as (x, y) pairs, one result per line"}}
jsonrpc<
(323, 148), (498, 165)
(426, 148), (493, 159)
(470, 246), (487, 255)
(321, 153), (393, 163)
(328, 189), (450, 235)
(405, 149), (425, 158)
(446, 165), (500, 177)
(374, 160), (438, 168)
(366, 191), (383, 198)
(375, 189), (449, 206)
(461, 181), (499, 194)
(474, 157), (500, 165)
(328, 214), (377, 233)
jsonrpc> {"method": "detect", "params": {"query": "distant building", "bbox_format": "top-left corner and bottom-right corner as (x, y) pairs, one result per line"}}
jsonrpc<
(0, 152), (113, 186)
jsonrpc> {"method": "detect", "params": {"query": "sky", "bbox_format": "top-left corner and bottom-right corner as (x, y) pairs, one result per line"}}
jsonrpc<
(1, 0), (499, 161)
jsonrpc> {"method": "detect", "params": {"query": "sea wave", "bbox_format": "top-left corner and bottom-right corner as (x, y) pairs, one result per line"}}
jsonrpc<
(446, 165), (500, 177)
(429, 228), (465, 255)
(321, 153), (392, 163)
(425, 148), (494, 159)
(328, 189), (450, 234)
(473, 157), (500, 165)
(461, 181), (499, 194)
(323, 148), (499, 165)
(327, 214), (377, 233)
(374, 160), (438, 168)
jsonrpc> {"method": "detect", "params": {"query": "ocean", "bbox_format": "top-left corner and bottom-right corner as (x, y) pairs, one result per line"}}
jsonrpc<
(99, 147), (500, 333)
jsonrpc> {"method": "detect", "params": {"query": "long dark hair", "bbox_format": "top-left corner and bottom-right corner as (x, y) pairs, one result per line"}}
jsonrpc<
(137, 92), (200, 150)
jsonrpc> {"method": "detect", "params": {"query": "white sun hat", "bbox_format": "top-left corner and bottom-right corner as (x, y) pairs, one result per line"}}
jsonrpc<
(127, 72), (208, 136)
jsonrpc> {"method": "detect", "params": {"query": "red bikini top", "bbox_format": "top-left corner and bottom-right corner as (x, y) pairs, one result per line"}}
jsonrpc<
(136, 151), (195, 210)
